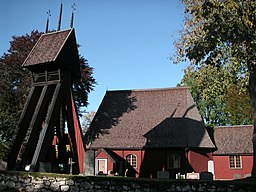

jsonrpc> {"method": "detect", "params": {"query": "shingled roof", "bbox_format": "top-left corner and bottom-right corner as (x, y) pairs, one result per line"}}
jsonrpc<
(22, 29), (80, 77)
(213, 125), (253, 155)
(86, 87), (215, 149)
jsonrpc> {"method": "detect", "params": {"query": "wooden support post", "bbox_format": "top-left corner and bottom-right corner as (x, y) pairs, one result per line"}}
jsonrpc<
(29, 83), (63, 171)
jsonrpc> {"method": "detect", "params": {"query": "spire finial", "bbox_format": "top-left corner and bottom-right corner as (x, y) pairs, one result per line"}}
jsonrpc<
(58, 0), (63, 31)
(45, 9), (51, 33)
(70, 3), (76, 28)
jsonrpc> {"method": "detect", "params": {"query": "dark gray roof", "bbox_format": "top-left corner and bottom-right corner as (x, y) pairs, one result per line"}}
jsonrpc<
(213, 125), (253, 155)
(22, 29), (80, 77)
(23, 29), (70, 66)
(86, 87), (215, 149)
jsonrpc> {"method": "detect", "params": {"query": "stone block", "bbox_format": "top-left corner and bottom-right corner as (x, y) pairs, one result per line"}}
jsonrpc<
(0, 160), (7, 171)
(50, 181), (60, 191)
(60, 185), (69, 191)
(7, 180), (15, 188)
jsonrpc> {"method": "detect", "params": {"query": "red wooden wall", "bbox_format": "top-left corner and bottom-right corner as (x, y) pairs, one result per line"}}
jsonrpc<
(213, 155), (253, 180)
(95, 149), (213, 178)
(96, 149), (143, 177)
(188, 150), (213, 173)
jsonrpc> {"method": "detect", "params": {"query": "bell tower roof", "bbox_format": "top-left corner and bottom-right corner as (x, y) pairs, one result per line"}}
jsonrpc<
(22, 28), (80, 78)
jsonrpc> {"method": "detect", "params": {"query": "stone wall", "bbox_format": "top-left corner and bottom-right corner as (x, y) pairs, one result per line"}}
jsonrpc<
(0, 171), (255, 192)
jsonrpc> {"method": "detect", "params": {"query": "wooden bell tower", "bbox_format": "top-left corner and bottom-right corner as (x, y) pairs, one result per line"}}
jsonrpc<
(7, 28), (85, 174)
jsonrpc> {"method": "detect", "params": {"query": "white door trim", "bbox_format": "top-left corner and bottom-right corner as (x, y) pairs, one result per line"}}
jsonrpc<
(97, 158), (107, 174)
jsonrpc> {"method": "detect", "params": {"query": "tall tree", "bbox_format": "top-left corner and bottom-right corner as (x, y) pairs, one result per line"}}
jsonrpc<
(0, 31), (41, 160)
(0, 30), (96, 160)
(176, 0), (256, 176)
(179, 64), (229, 126)
(179, 64), (252, 126)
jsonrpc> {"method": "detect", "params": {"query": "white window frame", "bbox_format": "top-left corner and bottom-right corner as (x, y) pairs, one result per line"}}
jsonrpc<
(229, 155), (242, 169)
(126, 154), (137, 168)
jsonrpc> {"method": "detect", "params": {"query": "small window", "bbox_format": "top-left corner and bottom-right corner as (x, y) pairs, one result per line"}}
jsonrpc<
(126, 154), (137, 168)
(167, 154), (180, 169)
(97, 159), (107, 174)
(229, 155), (242, 169)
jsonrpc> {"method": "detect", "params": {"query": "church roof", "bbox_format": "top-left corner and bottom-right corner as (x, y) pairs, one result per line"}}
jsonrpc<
(213, 125), (253, 155)
(22, 28), (80, 77)
(86, 87), (216, 149)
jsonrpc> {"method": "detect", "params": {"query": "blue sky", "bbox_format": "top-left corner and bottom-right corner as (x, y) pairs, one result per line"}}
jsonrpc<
(0, 0), (187, 112)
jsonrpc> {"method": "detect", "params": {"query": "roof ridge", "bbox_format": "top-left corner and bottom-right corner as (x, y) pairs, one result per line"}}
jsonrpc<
(107, 86), (189, 93)
(214, 125), (253, 128)
(42, 28), (73, 36)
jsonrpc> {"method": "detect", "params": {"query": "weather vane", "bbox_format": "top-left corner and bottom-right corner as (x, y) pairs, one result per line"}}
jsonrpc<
(71, 3), (76, 11)
(47, 9), (51, 18)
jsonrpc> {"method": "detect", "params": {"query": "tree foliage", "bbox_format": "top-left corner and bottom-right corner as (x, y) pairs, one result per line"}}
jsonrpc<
(176, 0), (256, 175)
(73, 56), (96, 107)
(176, 0), (256, 66)
(179, 64), (252, 126)
(0, 31), (41, 155)
(179, 65), (228, 126)
(0, 30), (96, 159)
(225, 84), (252, 125)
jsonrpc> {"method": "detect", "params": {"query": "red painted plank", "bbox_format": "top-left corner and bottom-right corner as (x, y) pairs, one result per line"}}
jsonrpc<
(71, 94), (85, 174)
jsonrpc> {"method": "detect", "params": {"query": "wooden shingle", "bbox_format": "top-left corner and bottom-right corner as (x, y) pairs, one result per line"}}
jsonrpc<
(213, 125), (253, 155)
(22, 29), (80, 78)
(86, 87), (216, 149)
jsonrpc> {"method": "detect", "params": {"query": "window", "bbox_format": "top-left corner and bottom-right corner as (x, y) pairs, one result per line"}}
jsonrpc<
(167, 154), (180, 169)
(97, 159), (107, 174)
(126, 154), (137, 168)
(229, 155), (242, 169)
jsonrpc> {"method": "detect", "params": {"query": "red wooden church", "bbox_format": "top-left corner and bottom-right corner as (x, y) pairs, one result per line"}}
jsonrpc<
(85, 87), (254, 179)
(7, 28), (85, 174)
(84, 87), (216, 178)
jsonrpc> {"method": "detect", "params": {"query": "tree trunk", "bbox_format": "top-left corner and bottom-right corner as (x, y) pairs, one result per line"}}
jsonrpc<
(248, 63), (256, 177)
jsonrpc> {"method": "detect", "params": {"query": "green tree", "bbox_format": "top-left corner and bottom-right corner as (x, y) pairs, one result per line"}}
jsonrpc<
(0, 31), (41, 160)
(176, 0), (256, 176)
(180, 64), (228, 126)
(225, 84), (252, 125)
(179, 64), (252, 126)
(0, 30), (96, 160)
